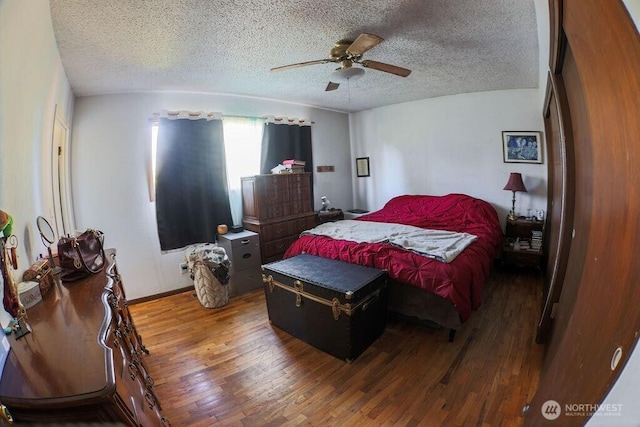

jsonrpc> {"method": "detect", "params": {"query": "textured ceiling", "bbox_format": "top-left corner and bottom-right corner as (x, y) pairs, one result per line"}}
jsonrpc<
(49, 0), (539, 113)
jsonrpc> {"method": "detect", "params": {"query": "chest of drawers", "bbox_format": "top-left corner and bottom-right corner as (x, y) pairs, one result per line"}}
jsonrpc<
(217, 230), (262, 294)
(241, 174), (315, 263)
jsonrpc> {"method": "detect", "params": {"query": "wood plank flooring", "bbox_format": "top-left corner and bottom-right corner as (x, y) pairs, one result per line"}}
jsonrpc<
(128, 268), (544, 426)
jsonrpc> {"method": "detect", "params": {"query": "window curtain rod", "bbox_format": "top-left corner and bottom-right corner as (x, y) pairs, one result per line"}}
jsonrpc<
(151, 110), (223, 121)
(150, 111), (313, 125)
(262, 115), (314, 125)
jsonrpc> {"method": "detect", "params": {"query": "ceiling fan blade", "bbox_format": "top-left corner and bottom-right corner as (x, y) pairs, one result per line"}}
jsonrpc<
(346, 33), (384, 56)
(270, 59), (334, 73)
(361, 60), (412, 77)
(325, 81), (340, 91)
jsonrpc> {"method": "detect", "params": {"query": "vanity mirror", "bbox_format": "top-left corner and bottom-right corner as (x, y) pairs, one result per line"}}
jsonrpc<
(36, 216), (61, 275)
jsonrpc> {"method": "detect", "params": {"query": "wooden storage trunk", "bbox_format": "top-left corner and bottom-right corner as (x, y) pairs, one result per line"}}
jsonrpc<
(262, 254), (387, 362)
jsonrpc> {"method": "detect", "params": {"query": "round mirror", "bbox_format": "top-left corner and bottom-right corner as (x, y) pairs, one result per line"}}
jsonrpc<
(36, 216), (55, 245)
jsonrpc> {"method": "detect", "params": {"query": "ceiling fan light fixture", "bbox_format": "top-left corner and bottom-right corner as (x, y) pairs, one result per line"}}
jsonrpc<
(331, 67), (365, 82)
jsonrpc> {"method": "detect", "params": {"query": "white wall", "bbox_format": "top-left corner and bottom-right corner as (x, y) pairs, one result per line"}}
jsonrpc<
(71, 92), (350, 299)
(349, 89), (547, 225)
(0, 0), (74, 326)
(624, 0), (640, 30)
(534, 0), (551, 105)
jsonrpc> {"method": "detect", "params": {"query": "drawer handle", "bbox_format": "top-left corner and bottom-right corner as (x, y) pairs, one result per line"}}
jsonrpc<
(145, 391), (157, 409)
(108, 294), (119, 309)
(294, 280), (304, 307)
(242, 253), (252, 259)
(361, 292), (380, 311)
(119, 323), (129, 337)
(113, 330), (122, 347)
(240, 239), (250, 245)
(128, 362), (138, 380)
(130, 348), (142, 364)
(0, 404), (13, 424)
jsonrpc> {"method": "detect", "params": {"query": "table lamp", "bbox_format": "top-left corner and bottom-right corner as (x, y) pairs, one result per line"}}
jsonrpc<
(503, 173), (527, 220)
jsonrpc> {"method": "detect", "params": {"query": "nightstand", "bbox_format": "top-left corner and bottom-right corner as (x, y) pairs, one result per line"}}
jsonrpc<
(217, 230), (263, 295)
(316, 208), (344, 224)
(502, 217), (545, 269)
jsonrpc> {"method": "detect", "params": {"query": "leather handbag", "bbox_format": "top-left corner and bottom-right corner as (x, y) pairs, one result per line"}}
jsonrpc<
(57, 229), (106, 282)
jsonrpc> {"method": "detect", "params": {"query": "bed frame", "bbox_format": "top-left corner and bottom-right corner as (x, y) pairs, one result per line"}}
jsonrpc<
(387, 280), (461, 341)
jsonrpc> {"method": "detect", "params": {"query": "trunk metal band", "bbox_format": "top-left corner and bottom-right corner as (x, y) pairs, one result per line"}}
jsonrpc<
(262, 274), (380, 320)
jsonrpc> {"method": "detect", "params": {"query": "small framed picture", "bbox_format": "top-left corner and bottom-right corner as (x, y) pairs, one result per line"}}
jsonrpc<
(356, 157), (370, 177)
(502, 131), (543, 164)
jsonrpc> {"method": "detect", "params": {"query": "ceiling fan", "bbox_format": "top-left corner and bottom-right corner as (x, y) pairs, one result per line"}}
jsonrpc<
(270, 33), (412, 91)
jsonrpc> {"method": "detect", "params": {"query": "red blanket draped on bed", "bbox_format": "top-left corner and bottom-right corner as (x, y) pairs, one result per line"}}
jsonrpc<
(284, 194), (503, 322)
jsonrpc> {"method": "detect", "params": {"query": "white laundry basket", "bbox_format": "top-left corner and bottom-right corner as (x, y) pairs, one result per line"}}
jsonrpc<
(185, 243), (231, 308)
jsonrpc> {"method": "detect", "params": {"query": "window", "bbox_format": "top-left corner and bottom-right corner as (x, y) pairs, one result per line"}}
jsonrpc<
(148, 116), (263, 225)
(148, 122), (159, 201)
(222, 116), (263, 225)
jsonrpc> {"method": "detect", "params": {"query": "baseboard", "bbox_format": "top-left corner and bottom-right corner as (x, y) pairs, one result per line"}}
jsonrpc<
(128, 285), (195, 305)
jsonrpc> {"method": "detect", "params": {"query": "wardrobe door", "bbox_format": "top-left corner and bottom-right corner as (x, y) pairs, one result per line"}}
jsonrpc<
(537, 70), (575, 344)
(525, 0), (640, 424)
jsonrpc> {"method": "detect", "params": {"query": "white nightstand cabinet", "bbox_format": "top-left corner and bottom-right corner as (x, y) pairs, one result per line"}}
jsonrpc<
(217, 230), (263, 295)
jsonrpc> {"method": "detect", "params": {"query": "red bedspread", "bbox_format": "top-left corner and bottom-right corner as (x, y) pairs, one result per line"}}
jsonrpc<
(284, 194), (503, 322)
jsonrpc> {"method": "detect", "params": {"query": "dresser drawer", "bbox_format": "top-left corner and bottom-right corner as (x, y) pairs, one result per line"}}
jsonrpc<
(217, 231), (261, 273)
(262, 222), (294, 241)
(228, 232), (259, 249)
(231, 243), (260, 271)
(229, 266), (263, 295)
(293, 215), (316, 233)
(263, 235), (298, 262)
(502, 248), (541, 268)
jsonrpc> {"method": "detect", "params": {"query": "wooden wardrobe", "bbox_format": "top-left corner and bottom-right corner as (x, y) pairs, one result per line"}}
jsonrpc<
(526, 0), (640, 425)
(241, 173), (316, 264)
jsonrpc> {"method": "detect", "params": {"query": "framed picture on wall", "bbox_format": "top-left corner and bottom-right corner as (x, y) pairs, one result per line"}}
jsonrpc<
(502, 131), (543, 164)
(356, 157), (370, 177)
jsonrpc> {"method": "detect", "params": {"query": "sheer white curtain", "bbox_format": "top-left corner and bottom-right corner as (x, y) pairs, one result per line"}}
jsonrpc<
(223, 116), (264, 225)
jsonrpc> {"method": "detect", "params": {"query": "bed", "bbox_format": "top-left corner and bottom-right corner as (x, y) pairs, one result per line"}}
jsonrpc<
(283, 193), (503, 338)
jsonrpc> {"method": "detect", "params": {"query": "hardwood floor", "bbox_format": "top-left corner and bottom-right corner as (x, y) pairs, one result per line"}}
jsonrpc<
(129, 268), (544, 426)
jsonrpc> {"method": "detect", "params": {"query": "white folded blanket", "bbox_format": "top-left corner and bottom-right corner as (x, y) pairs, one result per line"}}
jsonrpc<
(301, 220), (477, 263)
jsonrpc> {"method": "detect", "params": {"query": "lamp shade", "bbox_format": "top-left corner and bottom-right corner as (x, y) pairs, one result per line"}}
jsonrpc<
(503, 173), (527, 192)
(331, 67), (365, 82)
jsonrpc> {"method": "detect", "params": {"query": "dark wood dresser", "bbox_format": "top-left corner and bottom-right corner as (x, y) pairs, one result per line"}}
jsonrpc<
(241, 173), (316, 263)
(0, 250), (170, 425)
